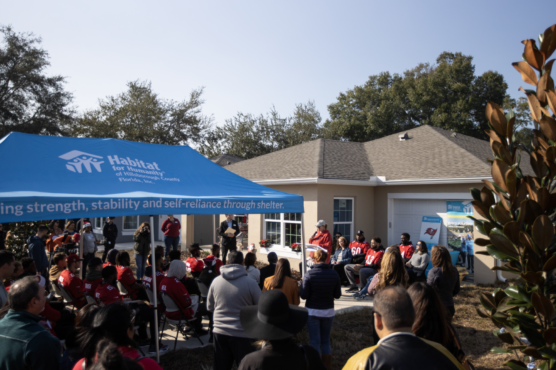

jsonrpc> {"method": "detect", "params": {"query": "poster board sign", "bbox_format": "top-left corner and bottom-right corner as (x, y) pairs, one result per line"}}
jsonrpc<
(446, 201), (474, 250)
(419, 216), (442, 246)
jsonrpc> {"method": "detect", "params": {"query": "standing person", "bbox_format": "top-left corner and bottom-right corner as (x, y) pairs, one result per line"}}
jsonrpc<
(59, 254), (87, 309)
(81, 223), (100, 279)
(308, 221), (332, 264)
(245, 252), (260, 284)
(218, 214), (240, 265)
(300, 249), (341, 370)
(206, 244), (224, 275)
(344, 237), (384, 293)
(459, 236), (467, 269)
(466, 236), (474, 273)
(263, 259), (300, 306)
(259, 252), (277, 290)
(75, 218), (91, 233)
(406, 241), (430, 284)
(238, 290), (325, 370)
(161, 215), (181, 258)
(348, 231), (370, 264)
(0, 251), (15, 307)
(0, 276), (62, 370)
(330, 236), (352, 285)
(343, 286), (465, 370)
(0, 224), (6, 250)
(133, 222), (151, 280)
(186, 243), (205, 278)
(101, 217), (118, 263)
(27, 225), (49, 277)
(207, 251), (262, 370)
(427, 246), (460, 322)
(399, 233), (415, 263)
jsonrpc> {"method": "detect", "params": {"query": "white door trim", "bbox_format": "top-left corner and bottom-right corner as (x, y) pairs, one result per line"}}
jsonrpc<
(387, 193), (473, 200)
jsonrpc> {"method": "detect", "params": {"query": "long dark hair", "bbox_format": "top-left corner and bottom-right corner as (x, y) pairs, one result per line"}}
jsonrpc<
(408, 282), (452, 349)
(76, 304), (137, 368)
(245, 252), (256, 270)
(270, 258), (292, 289)
(431, 245), (454, 277)
(417, 240), (428, 254)
(90, 340), (143, 370)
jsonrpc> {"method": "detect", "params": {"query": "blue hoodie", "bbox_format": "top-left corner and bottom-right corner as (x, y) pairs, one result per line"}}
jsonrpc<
(27, 235), (48, 273)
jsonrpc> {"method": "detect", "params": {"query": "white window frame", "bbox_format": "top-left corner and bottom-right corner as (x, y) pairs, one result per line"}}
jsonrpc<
(122, 216), (140, 235)
(262, 213), (302, 259)
(333, 197), (354, 242)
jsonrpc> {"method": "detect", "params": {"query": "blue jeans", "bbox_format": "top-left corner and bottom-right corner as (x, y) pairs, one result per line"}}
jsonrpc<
(164, 236), (180, 257)
(135, 254), (147, 280)
(307, 315), (334, 355)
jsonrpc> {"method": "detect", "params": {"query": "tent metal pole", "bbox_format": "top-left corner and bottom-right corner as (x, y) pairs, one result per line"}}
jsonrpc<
(213, 214), (216, 245)
(80, 218), (84, 278)
(150, 216), (160, 363)
(301, 213), (307, 276)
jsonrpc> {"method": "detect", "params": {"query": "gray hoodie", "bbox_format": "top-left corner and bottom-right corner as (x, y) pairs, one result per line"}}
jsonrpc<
(207, 264), (261, 338)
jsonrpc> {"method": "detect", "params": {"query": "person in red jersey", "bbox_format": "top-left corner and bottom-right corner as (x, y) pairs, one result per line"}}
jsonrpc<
(58, 254), (86, 308)
(83, 257), (103, 296)
(308, 220), (333, 263)
(186, 243), (205, 278)
(144, 253), (165, 294)
(399, 233), (415, 262)
(116, 251), (148, 301)
(95, 266), (123, 305)
(345, 237), (385, 293)
(103, 248), (119, 268)
(349, 230), (371, 264)
(206, 244), (223, 275)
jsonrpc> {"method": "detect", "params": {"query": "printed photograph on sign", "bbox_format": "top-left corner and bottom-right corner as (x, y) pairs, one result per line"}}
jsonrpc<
(446, 201), (474, 250)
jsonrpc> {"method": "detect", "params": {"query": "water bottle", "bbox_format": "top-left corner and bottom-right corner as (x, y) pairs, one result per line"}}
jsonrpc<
(499, 327), (506, 334)
(526, 356), (535, 370)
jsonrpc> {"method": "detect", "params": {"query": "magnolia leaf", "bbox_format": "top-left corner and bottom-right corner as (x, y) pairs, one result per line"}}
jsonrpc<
(521, 271), (543, 285)
(505, 286), (522, 301)
(523, 39), (546, 71)
(533, 215), (555, 250)
(496, 332), (515, 344)
(471, 188), (481, 202)
(480, 293), (497, 311)
(540, 24), (556, 60)
(513, 61), (538, 85)
(532, 292), (555, 321)
(493, 204), (513, 225)
(476, 307), (490, 318)
(486, 101), (508, 137)
(503, 222), (521, 245)
(543, 255), (556, 271)
(481, 186), (496, 208)
(491, 347), (512, 354)
(537, 72), (552, 104)
(543, 327), (556, 344)
(540, 115), (556, 142)
(487, 245), (517, 261)
(506, 167), (517, 199)
(518, 199), (544, 226)
(547, 89), (556, 116)
(492, 160), (510, 192)
(475, 238), (491, 246)
(490, 230), (519, 257)
(523, 346), (547, 359)
(537, 187), (551, 212)
(503, 359), (527, 370)
(512, 180), (529, 209)
(471, 200), (491, 220)
(520, 87), (542, 122)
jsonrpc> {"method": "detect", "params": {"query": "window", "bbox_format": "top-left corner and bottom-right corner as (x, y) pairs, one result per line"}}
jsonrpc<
(94, 217), (107, 229)
(123, 216), (139, 230)
(333, 198), (354, 242)
(264, 213), (302, 248)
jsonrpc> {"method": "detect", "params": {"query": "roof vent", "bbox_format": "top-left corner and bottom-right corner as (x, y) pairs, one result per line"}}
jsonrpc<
(398, 133), (409, 141)
(451, 132), (457, 138)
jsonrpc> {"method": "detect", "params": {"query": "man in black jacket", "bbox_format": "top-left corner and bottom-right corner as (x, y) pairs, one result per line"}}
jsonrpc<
(343, 286), (464, 370)
(218, 214), (240, 265)
(258, 252), (277, 290)
(102, 217), (118, 262)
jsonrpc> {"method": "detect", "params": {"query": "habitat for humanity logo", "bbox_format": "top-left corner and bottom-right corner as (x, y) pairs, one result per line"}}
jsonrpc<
(59, 150), (104, 173)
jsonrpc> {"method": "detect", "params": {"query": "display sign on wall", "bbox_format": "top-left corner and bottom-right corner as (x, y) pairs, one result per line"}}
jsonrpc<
(446, 201), (474, 250)
(419, 216), (442, 246)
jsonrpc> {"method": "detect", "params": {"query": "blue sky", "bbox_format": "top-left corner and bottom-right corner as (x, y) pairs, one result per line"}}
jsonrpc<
(3, 0), (556, 126)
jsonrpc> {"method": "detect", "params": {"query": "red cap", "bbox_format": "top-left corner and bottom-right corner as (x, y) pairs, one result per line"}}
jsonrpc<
(67, 254), (83, 265)
(73, 233), (81, 243)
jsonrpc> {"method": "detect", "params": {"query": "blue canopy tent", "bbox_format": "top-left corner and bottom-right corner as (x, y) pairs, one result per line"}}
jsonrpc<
(0, 132), (305, 361)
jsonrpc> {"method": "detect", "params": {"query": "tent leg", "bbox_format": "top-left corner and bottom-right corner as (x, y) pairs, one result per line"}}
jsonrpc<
(150, 216), (160, 363)
(213, 214), (216, 245)
(80, 218), (84, 279)
(301, 213), (307, 277)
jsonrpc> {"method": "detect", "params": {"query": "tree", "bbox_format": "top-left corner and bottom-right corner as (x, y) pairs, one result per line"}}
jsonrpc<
(200, 101), (324, 159)
(73, 80), (212, 146)
(0, 26), (75, 137)
(325, 52), (509, 141)
(473, 24), (556, 370)
(504, 96), (535, 149)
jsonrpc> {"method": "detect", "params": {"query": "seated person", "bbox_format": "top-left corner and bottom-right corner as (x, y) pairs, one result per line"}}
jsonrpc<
(58, 254), (86, 308)
(84, 257), (103, 295)
(49, 253), (67, 282)
(103, 249), (119, 268)
(330, 236), (353, 284)
(95, 265), (169, 355)
(344, 237), (384, 293)
(5, 261), (22, 291)
(349, 230), (371, 264)
(185, 243), (205, 278)
(198, 257), (219, 288)
(206, 244), (223, 275)
(160, 260), (209, 336)
(19, 257), (38, 279)
(399, 232), (415, 263)
(406, 241), (430, 283)
(37, 276), (75, 340)
(116, 251), (148, 301)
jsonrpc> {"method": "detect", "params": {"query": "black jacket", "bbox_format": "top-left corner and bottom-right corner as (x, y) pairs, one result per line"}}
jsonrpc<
(300, 264), (341, 310)
(344, 333), (464, 370)
(103, 222), (118, 240)
(238, 339), (326, 370)
(218, 220), (240, 248)
(259, 264), (276, 290)
(427, 266), (461, 307)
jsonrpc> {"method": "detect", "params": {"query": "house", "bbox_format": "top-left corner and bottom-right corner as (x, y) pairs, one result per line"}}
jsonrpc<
(202, 125), (531, 284)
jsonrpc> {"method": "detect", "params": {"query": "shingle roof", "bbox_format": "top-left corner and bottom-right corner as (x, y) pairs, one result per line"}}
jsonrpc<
(225, 125), (533, 181)
(210, 154), (245, 167)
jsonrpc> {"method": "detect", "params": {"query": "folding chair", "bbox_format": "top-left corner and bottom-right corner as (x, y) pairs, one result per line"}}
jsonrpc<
(117, 281), (131, 297)
(52, 281), (76, 310)
(160, 292), (204, 349)
(196, 279), (209, 299)
(51, 280), (64, 298)
(84, 292), (98, 305)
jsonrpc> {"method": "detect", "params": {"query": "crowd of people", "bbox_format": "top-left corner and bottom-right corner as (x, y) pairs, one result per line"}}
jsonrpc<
(0, 215), (467, 370)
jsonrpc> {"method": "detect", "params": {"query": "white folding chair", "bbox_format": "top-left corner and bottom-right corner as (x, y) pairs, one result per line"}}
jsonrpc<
(85, 293), (98, 305)
(117, 281), (131, 296)
(160, 292), (203, 349)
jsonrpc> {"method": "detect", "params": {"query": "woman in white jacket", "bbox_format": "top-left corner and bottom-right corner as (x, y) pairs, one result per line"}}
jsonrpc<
(244, 252), (260, 284)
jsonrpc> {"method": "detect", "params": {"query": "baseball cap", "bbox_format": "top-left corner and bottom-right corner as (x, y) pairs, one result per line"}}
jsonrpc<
(83, 222), (92, 228)
(73, 233), (81, 243)
(315, 220), (326, 227)
(357, 230), (364, 235)
(67, 254), (84, 264)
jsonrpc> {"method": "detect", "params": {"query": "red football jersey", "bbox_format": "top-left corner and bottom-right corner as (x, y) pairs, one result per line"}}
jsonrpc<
(83, 278), (102, 295)
(206, 255), (223, 275)
(144, 269), (164, 292)
(160, 276), (193, 320)
(117, 266), (138, 299)
(400, 243), (415, 260)
(349, 240), (371, 256)
(364, 249), (385, 270)
(185, 257), (204, 273)
(95, 282), (122, 305)
(58, 270), (85, 308)
(102, 262), (114, 269)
